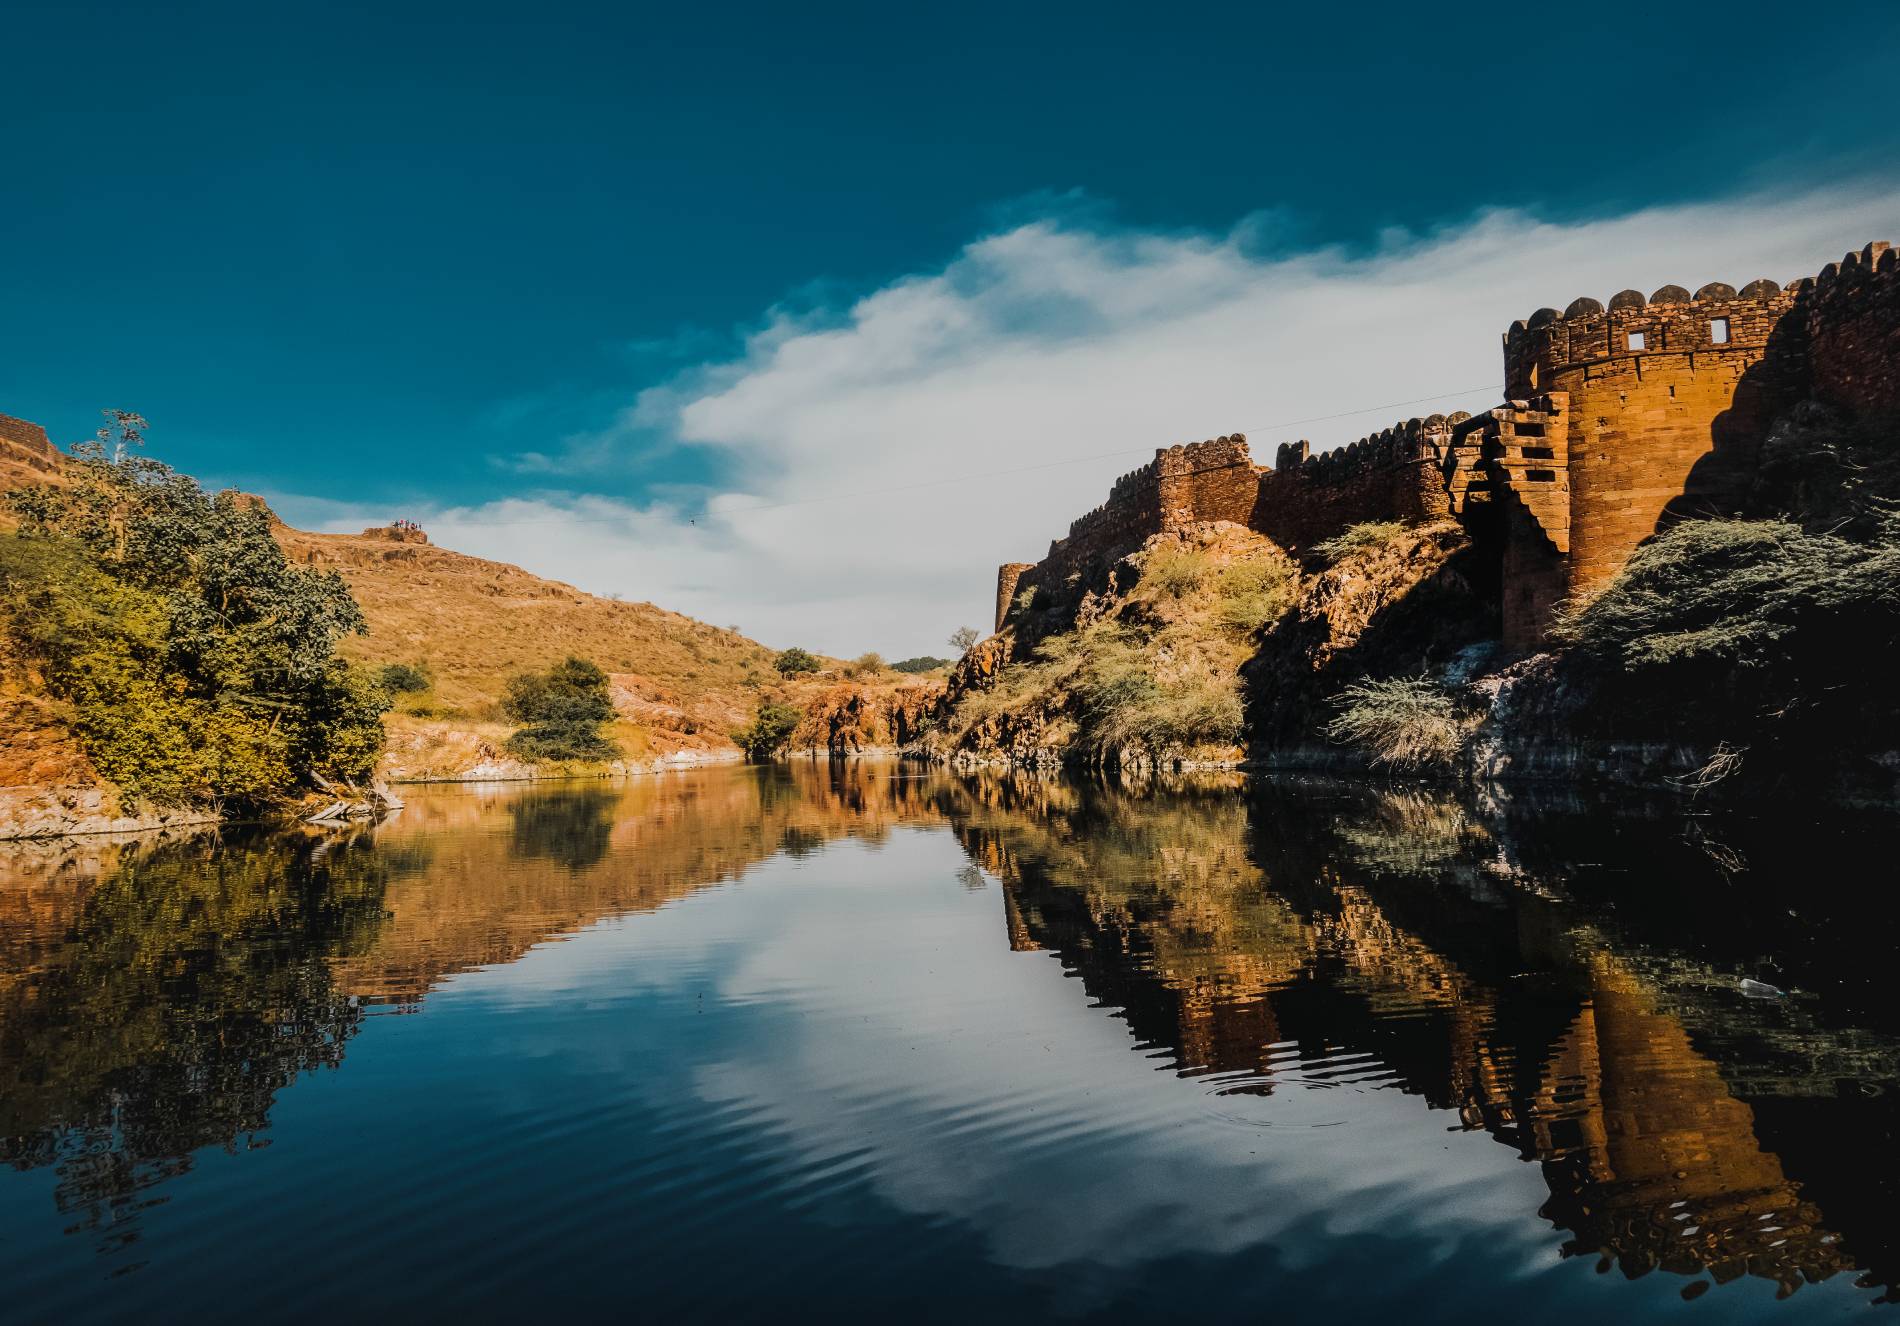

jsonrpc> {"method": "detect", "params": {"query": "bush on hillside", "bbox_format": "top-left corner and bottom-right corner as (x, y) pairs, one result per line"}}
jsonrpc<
(1325, 677), (1471, 770)
(891, 656), (950, 673)
(735, 702), (802, 761)
(501, 656), (620, 761)
(1550, 517), (1900, 758)
(377, 662), (431, 694)
(774, 647), (820, 676)
(845, 652), (885, 678)
(1312, 520), (1408, 563)
(1, 429), (387, 807)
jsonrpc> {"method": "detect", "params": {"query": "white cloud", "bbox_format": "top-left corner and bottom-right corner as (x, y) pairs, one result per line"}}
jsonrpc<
(280, 184), (1900, 655)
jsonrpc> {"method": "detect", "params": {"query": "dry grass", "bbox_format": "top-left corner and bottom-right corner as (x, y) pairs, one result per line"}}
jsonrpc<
(276, 524), (783, 755)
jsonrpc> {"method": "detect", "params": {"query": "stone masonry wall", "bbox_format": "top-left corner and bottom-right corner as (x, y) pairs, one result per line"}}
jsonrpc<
(1502, 273), (1803, 598)
(1806, 243), (1900, 423)
(1252, 416), (1460, 553)
(997, 436), (1261, 629)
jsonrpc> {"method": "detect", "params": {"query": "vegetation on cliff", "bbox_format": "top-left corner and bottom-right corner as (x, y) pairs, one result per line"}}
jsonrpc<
(936, 526), (1298, 767)
(1, 429), (386, 808)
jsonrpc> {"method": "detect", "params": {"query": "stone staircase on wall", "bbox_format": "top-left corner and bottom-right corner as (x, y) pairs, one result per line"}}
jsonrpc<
(1443, 394), (1571, 552)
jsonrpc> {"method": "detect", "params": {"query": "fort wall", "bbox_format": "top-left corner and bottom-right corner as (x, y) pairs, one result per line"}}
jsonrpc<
(1253, 416), (1461, 552)
(1806, 242), (1900, 423)
(998, 436), (1262, 628)
(995, 563), (1035, 632)
(993, 239), (1896, 650)
(1503, 274), (1803, 600)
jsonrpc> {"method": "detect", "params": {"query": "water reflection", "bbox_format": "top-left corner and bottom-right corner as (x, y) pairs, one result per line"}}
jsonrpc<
(0, 763), (1894, 1315)
(0, 830), (411, 1247)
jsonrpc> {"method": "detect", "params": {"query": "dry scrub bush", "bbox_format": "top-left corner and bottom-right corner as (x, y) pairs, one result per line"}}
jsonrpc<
(1312, 520), (1408, 563)
(1325, 676), (1469, 770)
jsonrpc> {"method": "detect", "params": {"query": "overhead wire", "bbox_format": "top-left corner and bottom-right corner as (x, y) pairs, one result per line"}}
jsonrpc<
(418, 381), (1505, 528)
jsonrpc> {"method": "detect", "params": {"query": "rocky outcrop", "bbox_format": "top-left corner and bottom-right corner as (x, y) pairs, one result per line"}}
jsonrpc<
(0, 785), (220, 841)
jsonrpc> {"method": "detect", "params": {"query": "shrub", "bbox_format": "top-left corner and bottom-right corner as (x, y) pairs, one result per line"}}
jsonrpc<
(1, 432), (388, 807)
(845, 651), (886, 678)
(501, 656), (620, 762)
(891, 656), (950, 673)
(1312, 520), (1408, 563)
(1325, 676), (1469, 769)
(1550, 517), (1900, 757)
(735, 702), (802, 761)
(1140, 545), (1212, 598)
(378, 662), (431, 694)
(774, 647), (820, 676)
(1211, 555), (1299, 633)
(948, 625), (981, 654)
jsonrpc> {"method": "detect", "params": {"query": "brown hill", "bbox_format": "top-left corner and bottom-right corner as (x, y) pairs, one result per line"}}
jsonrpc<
(272, 519), (783, 770)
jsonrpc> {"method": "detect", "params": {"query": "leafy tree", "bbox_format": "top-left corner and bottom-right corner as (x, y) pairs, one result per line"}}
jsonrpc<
(948, 625), (980, 654)
(891, 656), (950, 673)
(845, 651), (885, 678)
(377, 661), (431, 694)
(2, 424), (387, 806)
(501, 656), (620, 761)
(773, 646), (820, 676)
(735, 702), (802, 761)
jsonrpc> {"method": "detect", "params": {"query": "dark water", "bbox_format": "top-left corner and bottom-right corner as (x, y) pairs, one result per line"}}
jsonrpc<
(2, 765), (1897, 1322)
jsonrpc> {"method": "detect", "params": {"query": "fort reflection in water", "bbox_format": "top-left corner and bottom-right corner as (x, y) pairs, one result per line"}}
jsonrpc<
(0, 763), (1895, 1313)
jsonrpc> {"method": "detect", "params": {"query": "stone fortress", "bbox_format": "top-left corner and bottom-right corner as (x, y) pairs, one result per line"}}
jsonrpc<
(995, 241), (1899, 648)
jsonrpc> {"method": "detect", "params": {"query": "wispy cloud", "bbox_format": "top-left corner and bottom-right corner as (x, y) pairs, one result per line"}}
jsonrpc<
(276, 183), (1900, 655)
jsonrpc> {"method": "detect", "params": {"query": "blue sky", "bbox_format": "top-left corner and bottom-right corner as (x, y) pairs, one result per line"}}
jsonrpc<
(3, 1), (1897, 651)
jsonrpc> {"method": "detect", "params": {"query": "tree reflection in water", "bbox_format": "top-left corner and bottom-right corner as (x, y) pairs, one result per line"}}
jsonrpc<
(0, 830), (421, 1248)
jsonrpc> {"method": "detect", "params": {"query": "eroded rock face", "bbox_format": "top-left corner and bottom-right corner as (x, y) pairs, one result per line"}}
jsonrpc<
(0, 786), (219, 841)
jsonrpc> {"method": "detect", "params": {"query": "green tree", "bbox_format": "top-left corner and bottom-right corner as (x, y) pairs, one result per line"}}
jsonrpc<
(774, 646), (820, 675)
(735, 702), (802, 761)
(2, 421), (388, 806)
(501, 656), (620, 761)
(377, 661), (431, 694)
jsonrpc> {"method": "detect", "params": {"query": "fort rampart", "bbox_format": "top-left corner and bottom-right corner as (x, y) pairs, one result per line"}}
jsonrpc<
(993, 240), (1897, 646)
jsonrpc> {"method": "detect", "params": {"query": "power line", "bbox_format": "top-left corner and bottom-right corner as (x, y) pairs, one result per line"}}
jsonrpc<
(419, 382), (1504, 529)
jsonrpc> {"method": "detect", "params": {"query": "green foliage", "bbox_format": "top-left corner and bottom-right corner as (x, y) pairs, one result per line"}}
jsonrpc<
(0, 830), (406, 1229)
(949, 620), (1243, 762)
(774, 646), (820, 676)
(735, 702), (802, 761)
(891, 655), (950, 673)
(1, 440), (387, 807)
(501, 655), (620, 761)
(377, 661), (431, 694)
(1312, 520), (1408, 563)
(1551, 517), (1900, 759)
(1325, 676), (1471, 769)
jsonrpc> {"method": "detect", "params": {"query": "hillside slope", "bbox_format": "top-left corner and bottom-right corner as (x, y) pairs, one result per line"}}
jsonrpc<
(272, 521), (782, 774)
(0, 418), (814, 818)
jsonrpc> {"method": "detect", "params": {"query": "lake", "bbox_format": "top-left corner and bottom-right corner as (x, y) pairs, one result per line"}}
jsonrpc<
(1, 763), (1895, 1321)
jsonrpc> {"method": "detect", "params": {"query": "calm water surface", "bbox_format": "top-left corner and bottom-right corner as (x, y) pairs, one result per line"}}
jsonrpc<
(2, 764), (1896, 1321)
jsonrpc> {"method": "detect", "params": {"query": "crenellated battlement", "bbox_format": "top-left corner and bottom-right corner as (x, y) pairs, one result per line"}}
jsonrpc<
(1504, 276), (1800, 400)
